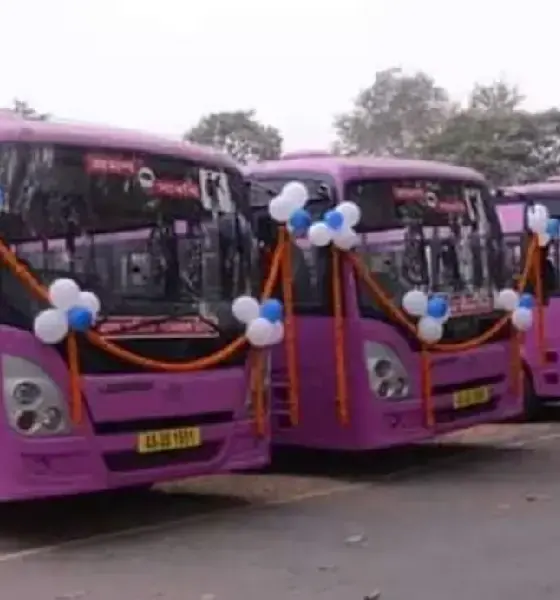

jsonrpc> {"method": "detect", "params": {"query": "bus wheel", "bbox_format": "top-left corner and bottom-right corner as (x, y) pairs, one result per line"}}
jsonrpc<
(522, 367), (542, 422)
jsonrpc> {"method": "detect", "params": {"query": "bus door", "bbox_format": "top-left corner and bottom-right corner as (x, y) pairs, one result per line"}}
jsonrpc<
(249, 178), (335, 428)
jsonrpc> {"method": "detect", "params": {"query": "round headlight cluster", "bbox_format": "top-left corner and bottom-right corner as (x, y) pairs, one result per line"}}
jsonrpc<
(11, 380), (66, 435)
(13, 381), (42, 406)
(371, 359), (410, 400)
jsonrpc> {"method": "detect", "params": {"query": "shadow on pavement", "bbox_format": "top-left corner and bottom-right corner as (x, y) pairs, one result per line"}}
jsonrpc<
(268, 441), (531, 484)
(0, 487), (249, 550)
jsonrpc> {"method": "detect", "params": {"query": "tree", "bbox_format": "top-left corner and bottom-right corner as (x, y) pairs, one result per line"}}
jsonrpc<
(468, 81), (524, 115)
(8, 98), (49, 120)
(423, 81), (560, 185)
(332, 68), (455, 157)
(422, 110), (533, 184)
(184, 110), (283, 164)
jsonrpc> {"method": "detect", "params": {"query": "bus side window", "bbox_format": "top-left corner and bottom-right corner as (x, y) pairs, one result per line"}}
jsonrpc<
(541, 240), (558, 302)
(258, 238), (332, 315)
(290, 245), (332, 314)
(520, 234), (558, 303)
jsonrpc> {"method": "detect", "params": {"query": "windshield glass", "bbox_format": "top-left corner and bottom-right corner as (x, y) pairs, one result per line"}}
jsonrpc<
(0, 143), (256, 337)
(345, 178), (505, 318)
(500, 196), (560, 293)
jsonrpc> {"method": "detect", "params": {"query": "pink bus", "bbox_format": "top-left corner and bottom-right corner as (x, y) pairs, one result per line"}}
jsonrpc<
(0, 116), (269, 500)
(496, 183), (558, 417)
(246, 153), (524, 450)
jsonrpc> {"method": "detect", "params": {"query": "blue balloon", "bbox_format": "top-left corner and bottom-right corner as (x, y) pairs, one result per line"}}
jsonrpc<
(324, 209), (344, 231)
(518, 293), (535, 310)
(260, 299), (284, 323)
(67, 306), (94, 332)
(426, 295), (448, 319)
(546, 218), (560, 237)
(288, 208), (312, 234)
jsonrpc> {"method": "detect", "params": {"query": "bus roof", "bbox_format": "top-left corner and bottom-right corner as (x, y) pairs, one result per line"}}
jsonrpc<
(244, 155), (485, 183)
(502, 181), (560, 199)
(0, 114), (236, 168)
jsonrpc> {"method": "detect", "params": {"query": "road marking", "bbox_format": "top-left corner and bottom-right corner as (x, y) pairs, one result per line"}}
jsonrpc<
(0, 427), (558, 563)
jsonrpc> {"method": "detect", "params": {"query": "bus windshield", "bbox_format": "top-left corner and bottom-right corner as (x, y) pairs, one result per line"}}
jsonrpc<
(0, 143), (255, 336)
(346, 178), (505, 318)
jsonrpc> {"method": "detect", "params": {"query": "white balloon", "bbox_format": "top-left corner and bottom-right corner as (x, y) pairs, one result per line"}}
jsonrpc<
(538, 232), (551, 247)
(137, 167), (155, 190)
(527, 203), (549, 234)
(495, 288), (519, 312)
(402, 290), (428, 317)
(232, 295), (260, 325)
(268, 194), (299, 223)
(48, 278), (81, 311)
(269, 322), (285, 345)
(336, 202), (361, 228)
(332, 227), (360, 250)
(76, 291), (101, 319)
(246, 317), (275, 347)
(511, 307), (533, 332)
(417, 316), (443, 344)
(280, 181), (309, 209)
(308, 222), (333, 247)
(33, 309), (69, 344)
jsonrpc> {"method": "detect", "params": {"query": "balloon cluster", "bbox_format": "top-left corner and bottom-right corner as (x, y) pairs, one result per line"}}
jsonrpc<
(268, 181), (361, 250)
(33, 278), (101, 345)
(495, 289), (535, 332)
(402, 290), (450, 344)
(232, 296), (285, 348)
(526, 203), (560, 246)
(306, 203), (361, 249)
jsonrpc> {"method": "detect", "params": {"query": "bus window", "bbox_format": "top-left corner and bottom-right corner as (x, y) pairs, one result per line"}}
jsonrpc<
(250, 178), (333, 314)
(346, 178), (504, 325)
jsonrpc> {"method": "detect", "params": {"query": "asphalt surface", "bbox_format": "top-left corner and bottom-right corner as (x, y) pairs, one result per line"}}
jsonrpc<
(1, 421), (560, 599)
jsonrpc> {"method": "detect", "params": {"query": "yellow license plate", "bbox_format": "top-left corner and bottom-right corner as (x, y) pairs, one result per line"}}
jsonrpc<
(453, 386), (490, 410)
(136, 427), (202, 454)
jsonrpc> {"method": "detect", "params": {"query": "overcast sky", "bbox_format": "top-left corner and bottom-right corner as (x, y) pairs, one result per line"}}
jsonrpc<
(1, 0), (557, 151)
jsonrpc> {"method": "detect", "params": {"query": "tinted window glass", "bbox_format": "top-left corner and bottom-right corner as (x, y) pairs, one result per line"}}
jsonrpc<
(345, 179), (486, 230)
(0, 143), (249, 239)
(249, 177), (333, 314)
(0, 143), (256, 334)
(348, 178), (504, 316)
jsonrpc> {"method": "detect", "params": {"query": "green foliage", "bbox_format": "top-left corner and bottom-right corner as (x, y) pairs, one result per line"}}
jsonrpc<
(333, 68), (455, 157)
(9, 99), (49, 120)
(184, 110), (283, 164)
(333, 73), (560, 185)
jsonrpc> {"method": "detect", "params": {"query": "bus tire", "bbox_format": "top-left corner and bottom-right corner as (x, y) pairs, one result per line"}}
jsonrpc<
(522, 366), (542, 422)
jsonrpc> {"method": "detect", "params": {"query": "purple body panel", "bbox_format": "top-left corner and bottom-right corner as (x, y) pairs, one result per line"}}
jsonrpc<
(0, 327), (267, 501)
(247, 155), (484, 183)
(248, 156), (523, 450)
(269, 263), (520, 450)
(0, 114), (236, 166)
(498, 189), (560, 400)
(0, 118), (268, 501)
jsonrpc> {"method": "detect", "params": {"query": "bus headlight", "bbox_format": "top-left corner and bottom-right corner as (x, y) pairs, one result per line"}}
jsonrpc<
(12, 381), (42, 406)
(364, 342), (410, 400)
(2, 355), (71, 436)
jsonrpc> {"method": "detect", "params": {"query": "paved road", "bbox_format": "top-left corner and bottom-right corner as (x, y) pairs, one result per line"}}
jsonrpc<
(1, 421), (560, 599)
